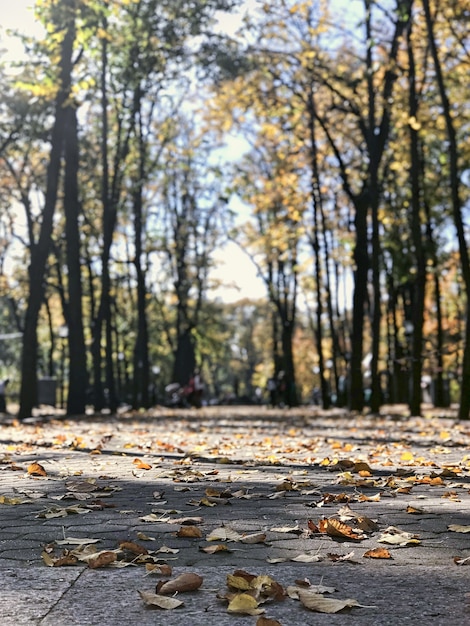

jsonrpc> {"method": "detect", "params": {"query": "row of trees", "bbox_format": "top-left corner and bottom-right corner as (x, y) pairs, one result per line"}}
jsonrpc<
(0, 0), (469, 418)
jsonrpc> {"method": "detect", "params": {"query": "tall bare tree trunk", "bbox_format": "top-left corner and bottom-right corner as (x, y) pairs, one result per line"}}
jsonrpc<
(422, 0), (470, 419)
(18, 1), (76, 419)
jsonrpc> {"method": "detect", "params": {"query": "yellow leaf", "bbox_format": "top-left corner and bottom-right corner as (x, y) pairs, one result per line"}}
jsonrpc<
(27, 462), (47, 476)
(227, 593), (264, 615)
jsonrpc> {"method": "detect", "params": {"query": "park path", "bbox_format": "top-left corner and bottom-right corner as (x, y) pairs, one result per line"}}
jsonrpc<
(0, 405), (469, 625)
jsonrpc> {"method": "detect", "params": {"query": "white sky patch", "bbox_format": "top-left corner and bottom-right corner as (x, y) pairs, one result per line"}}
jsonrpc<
(210, 241), (265, 303)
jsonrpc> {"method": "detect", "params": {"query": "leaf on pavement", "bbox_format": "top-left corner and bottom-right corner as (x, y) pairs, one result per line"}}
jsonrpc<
(133, 458), (152, 470)
(55, 537), (100, 546)
(145, 563), (173, 576)
(290, 552), (324, 563)
(41, 551), (78, 567)
(119, 541), (148, 555)
(256, 617), (283, 626)
(207, 526), (242, 542)
(241, 532), (268, 544)
(87, 551), (117, 568)
(448, 525), (470, 533)
(227, 593), (264, 616)
(378, 526), (421, 546)
(138, 591), (184, 609)
(157, 572), (203, 594)
(297, 590), (368, 613)
(27, 462), (47, 477)
(200, 543), (231, 554)
(175, 525), (202, 538)
(453, 555), (470, 565)
(319, 518), (365, 541)
(363, 548), (392, 559)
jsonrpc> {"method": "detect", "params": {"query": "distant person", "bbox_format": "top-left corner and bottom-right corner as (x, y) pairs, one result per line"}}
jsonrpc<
(267, 377), (277, 407)
(0, 378), (9, 413)
(187, 368), (204, 408)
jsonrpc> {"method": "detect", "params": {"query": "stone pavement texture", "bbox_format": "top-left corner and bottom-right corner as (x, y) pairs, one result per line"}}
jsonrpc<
(0, 405), (469, 625)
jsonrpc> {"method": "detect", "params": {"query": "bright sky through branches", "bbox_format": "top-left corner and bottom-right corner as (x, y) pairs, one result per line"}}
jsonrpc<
(1, 0), (265, 304)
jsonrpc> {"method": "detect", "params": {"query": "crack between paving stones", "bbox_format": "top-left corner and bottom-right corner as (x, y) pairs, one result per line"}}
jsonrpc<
(38, 567), (86, 624)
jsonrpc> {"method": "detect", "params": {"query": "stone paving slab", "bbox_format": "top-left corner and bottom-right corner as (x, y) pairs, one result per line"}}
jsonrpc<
(0, 406), (469, 624)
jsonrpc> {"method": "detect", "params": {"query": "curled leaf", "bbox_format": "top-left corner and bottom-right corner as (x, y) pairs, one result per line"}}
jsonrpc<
(27, 462), (47, 477)
(88, 551), (117, 568)
(227, 593), (264, 616)
(138, 591), (184, 609)
(157, 572), (203, 595)
(176, 525), (202, 538)
(297, 590), (369, 613)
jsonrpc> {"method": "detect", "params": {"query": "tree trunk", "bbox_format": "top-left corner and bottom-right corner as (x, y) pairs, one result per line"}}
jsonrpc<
(63, 105), (88, 415)
(18, 1), (76, 420)
(407, 13), (426, 417)
(422, 0), (470, 419)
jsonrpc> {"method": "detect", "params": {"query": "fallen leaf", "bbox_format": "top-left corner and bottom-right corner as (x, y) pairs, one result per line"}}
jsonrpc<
(363, 547), (392, 559)
(256, 617), (283, 626)
(297, 590), (367, 613)
(453, 555), (470, 565)
(55, 537), (100, 546)
(176, 525), (202, 538)
(319, 518), (365, 541)
(207, 527), (242, 542)
(88, 551), (117, 568)
(119, 541), (148, 555)
(448, 525), (470, 533)
(406, 506), (424, 515)
(27, 462), (47, 477)
(227, 593), (264, 615)
(241, 532), (267, 544)
(157, 572), (203, 595)
(378, 526), (421, 546)
(145, 563), (173, 576)
(138, 591), (184, 609)
(200, 544), (231, 554)
(133, 458), (152, 470)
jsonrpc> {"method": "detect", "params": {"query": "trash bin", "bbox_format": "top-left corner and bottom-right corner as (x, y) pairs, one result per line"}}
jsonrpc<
(38, 377), (57, 406)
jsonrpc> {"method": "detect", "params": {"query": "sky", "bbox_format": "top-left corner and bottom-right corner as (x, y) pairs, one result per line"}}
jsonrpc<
(1, 0), (266, 304)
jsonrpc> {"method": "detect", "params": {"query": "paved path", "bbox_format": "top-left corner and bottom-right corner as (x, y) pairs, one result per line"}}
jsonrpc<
(0, 406), (469, 625)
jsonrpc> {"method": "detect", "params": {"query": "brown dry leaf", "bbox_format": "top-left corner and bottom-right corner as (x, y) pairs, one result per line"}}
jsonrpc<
(88, 551), (117, 568)
(175, 525), (202, 538)
(133, 458), (152, 470)
(136, 532), (156, 541)
(297, 590), (366, 613)
(406, 505), (424, 515)
(41, 551), (78, 567)
(138, 591), (184, 609)
(145, 563), (173, 576)
(200, 544), (231, 554)
(227, 593), (264, 616)
(241, 532), (267, 544)
(320, 518), (364, 541)
(157, 572), (203, 595)
(448, 525), (470, 533)
(326, 551), (357, 563)
(256, 617), (283, 626)
(357, 492), (381, 502)
(119, 541), (148, 555)
(27, 462), (47, 477)
(363, 547), (392, 559)
(453, 555), (470, 565)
